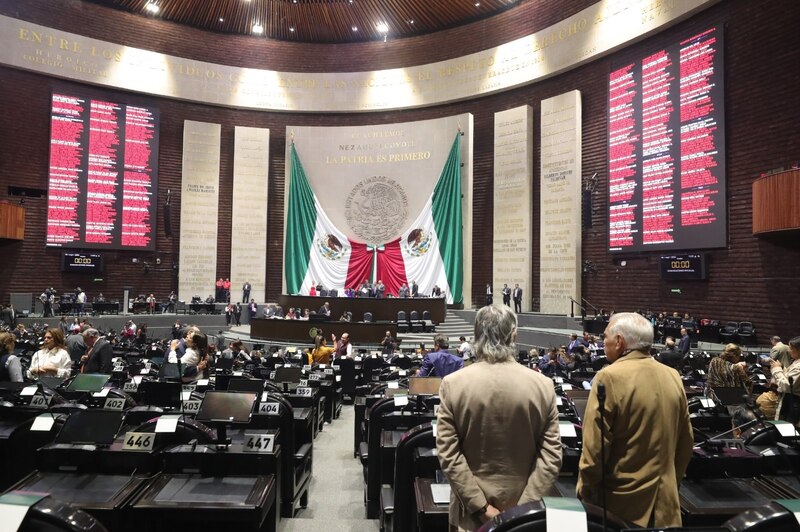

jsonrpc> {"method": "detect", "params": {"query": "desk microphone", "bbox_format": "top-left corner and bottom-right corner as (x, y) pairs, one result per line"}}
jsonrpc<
(596, 382), (608, 532)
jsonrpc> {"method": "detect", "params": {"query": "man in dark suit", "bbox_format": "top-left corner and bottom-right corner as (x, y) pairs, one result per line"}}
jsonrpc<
(502, 284), (511, 306)
(418, 334), (463, 378)
(513, 284), (523, 313)
(658, 337), (683, 369)
(81, 328), (114, 374)
(485, 283), (493, 305)
(242, 281), (251, 303)
(678, 327), (691, 356)
(411, 280), (419, 298)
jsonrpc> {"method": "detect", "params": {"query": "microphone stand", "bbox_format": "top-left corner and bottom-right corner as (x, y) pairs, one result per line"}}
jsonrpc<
(596, 382), (607, 532)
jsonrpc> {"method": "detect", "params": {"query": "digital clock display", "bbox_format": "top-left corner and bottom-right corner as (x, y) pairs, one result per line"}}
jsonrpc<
(659, 254), (707, 280)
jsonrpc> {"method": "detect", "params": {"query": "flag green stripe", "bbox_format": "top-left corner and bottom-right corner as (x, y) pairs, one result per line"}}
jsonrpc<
(285, 144), (317, 294)
(432, 133), (463, 303)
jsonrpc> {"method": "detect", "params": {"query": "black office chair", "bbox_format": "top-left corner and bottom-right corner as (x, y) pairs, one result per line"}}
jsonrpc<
(724, 500), (800, 532)
(328, 289), (338, 297)
(719, 322), (739, 344)
(396, 311), (409, 333)
(363, 311), (374, 323)
(319, 289), (329, 297)
(421, 310), (435, 332)
(737, 321), (756, 345)
(478, 500), (630, 532)
(389, 354), (414, 370)
(382, 423), (435, 532)
(8, 492), (110, 532)
(409, 310), (423, 333)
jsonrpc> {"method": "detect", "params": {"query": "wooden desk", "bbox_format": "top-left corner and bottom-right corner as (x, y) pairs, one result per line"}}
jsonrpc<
(414, 477), (450, 531)
(250, 318), (396, 344)
(277, 294), (446, 324)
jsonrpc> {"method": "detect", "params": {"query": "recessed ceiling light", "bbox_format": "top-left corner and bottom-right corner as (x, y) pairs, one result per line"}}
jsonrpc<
(145, 2), (159, 13)
(409, 19), (414, 24)
(376, 21), (389, 33)
(252, 23), (264, 34)
(351, 26), (358, 32)
(289, 27), (295, 32)
(219, 17), (224, 22)
(475, 1), (481, 6)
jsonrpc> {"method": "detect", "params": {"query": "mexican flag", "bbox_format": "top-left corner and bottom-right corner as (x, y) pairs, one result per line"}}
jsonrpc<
(285, 133), (463, 303)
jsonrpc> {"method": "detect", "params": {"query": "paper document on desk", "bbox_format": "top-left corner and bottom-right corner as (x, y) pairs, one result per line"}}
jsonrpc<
(430, 483), (451, 505)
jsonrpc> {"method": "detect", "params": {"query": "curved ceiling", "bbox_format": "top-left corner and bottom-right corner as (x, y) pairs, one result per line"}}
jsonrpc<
(87, 0), (523, 44)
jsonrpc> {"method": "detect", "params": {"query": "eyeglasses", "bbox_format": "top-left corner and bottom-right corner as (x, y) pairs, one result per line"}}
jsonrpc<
(44, 336), (53, 339)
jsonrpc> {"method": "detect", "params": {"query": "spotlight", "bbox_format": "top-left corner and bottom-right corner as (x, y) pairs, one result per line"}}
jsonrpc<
(145, 2), (159, 14)
(252, 23), (264, 34)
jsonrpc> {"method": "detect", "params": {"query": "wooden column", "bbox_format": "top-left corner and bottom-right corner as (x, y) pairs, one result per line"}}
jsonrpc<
(0, 203), (25, 240)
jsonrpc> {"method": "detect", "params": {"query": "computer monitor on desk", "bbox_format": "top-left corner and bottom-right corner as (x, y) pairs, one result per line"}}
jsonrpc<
(66, 373), (110, 393)
(273, 366), (303, 384)
(55, 409), (123, 446)
(195, 391), (258, 446)
(140, 381), (182, 409)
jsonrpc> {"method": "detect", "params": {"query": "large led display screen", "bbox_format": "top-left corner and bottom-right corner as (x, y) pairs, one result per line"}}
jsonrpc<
(46, 92), (159, 249)
(608, 27), (725, 253)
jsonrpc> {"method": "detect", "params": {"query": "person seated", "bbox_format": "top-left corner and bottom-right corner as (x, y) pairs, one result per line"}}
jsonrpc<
(285, 307), (297, 320)
(205, 294), (215, 304)
(168, 329), (209, 382)
(95, 293), (105, 303)
(339, 311), (352, 322)
(418, 334), (463, 378)
(769, 336), (800, 423)
(221, 340), (251, 364)
(706, 343), (752, 399)
(0, 332), (23, 382)
(537, 347), (567, 377)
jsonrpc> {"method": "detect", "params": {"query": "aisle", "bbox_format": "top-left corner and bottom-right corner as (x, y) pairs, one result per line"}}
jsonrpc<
(278, 405), (377, 531)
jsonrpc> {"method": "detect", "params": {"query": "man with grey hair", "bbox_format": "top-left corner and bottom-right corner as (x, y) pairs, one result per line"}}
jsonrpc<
(770, 335), (791, 369)
(80, 328), (114, 374)
(578, 312), (693, 528)
(436, 305), (561, 530)
(418, 333), (463, 378)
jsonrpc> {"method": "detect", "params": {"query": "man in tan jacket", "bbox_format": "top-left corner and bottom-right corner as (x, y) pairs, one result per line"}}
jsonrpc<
(436, 305), (561, 531)
(578, 312), (694, 528)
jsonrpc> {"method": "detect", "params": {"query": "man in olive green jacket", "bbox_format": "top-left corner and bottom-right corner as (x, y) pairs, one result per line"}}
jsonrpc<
(578, 312), (694, 528)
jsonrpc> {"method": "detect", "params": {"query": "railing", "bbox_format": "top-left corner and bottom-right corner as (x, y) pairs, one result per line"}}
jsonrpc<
(569, 298), (586, 319)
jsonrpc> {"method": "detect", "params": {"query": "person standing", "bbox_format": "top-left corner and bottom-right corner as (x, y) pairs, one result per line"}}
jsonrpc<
(75, 288), (87, 316)
(436, 305), (561, 530)
(411, 280), (419, 298)
(678, 327), (691, 356)
(80, 328), (113, 374)
(234, 303), (242, 326)
(242, 281), (251, 303)
(769, 337), (800, 423)
(225, 303), (234, 326)
(770, 335), (792, 369)
(27, 328), (72, 380)
(331, 332), (352, 358)
(577, 312), (693, 528)
(380, 330), (395, 355)
(222, 278), (231, 302)
(501, 284), (511, 306)
(418, 334), (463, 378)
(248, 299), (257, 320)
(485, 283), (493, 306)
(513, 284), (523, 313)
(375, 279), (386, 299)
(146, 293), (156, 314)
(215, 278), (224, 302)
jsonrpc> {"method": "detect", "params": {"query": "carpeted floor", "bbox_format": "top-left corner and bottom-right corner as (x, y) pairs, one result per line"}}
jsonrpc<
(278, 404), (377, 531)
